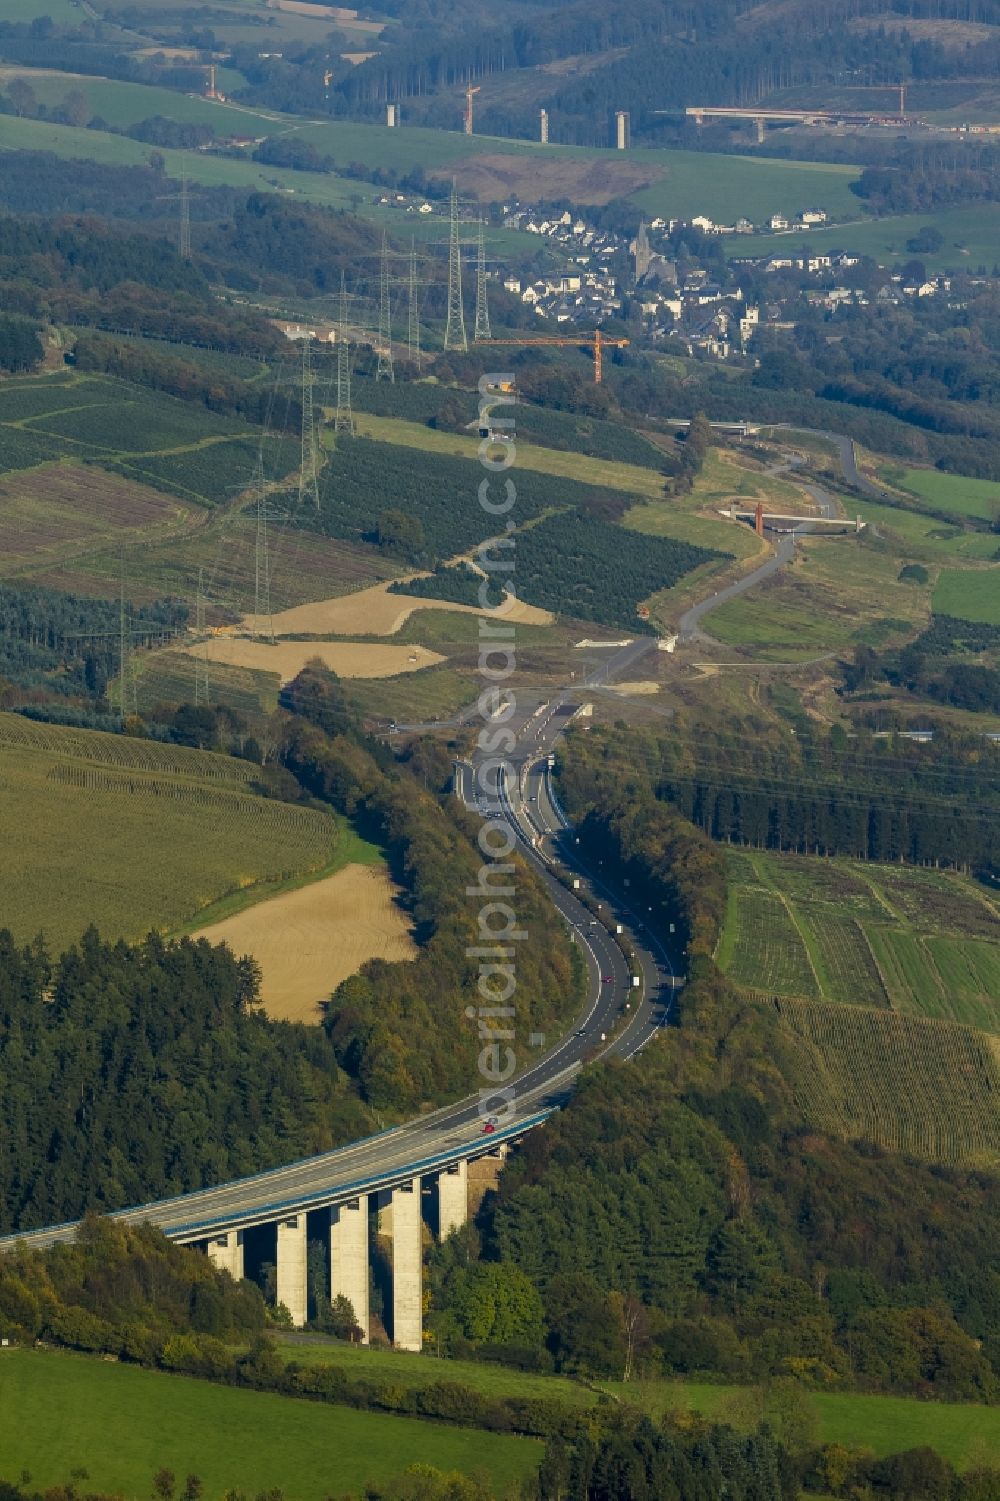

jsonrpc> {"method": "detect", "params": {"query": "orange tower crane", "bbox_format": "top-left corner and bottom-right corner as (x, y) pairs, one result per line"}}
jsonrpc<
(462, 83), (481, 135)
(475, 329), (628, 384)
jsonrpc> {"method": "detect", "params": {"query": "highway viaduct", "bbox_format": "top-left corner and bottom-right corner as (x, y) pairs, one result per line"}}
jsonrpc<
(0, 424), (876, 1349)
(0, 649), (679, 1351)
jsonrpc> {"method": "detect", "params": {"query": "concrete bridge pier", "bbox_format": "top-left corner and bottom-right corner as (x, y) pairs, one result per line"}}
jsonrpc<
(330, 1196), (369, 1343)
(437, 1160), (469, 1240)
(276, 1214), (308, 1328)
(206, 1229), (244, 1281)
(388, 1178), (423, 1351)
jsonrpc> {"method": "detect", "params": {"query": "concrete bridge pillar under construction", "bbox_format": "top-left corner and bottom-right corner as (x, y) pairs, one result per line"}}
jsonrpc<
(200, 1147), (506, 1350)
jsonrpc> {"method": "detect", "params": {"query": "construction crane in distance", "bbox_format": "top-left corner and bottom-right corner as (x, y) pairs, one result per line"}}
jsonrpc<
(475, 329), (629, 385)
(461, 83), (481, 135)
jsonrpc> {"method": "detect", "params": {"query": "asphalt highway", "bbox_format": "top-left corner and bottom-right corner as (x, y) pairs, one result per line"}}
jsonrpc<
(2, 646), (677, 1253)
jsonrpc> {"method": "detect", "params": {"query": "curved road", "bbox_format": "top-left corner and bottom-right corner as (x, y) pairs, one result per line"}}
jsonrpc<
(2, 426), (857, 1254)
(0, 658), (676, 1253)
(678, 425), (867, 644)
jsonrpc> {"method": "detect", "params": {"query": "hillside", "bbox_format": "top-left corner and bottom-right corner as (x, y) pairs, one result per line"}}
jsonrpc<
(0, 713), (337, 948)
(0, 1348), (541, 1498)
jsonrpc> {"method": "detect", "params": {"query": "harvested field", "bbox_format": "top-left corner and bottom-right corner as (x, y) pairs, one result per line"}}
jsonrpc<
(189, 636), (446, 682)
(0, 464), (196, 573)
(441, 153), (662, 207)
(263, 578), (554, 637)
(194, 865), (416, 1023)
(610, 680), (661, 695)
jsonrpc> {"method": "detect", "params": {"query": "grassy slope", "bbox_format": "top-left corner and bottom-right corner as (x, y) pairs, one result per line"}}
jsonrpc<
(934, 567), (1000, 625)
(703, 530), (931, 659)
(0, 714), (338, 949)
(852, 496), (1000, 563)
(273, 1336), (595, 1403)
(723, 203), (1000, 271)
(269, 1336), (1000, 1468)
(601, 1379), (1000, 1468)
(268, 1338), (1000, 1468)
(889, 467), (1000, 522)
(0, 1349), (541, 1499)
(624, 447), (791, 553)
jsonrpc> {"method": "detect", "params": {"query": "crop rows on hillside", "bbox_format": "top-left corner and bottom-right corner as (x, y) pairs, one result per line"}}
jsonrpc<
(388, 564), (487, 607)
(771, 997), (1000, 1166)
(0, 377), (115, 423)
(0, 428), (73, 474)
(722, 888), (820, 997)
(722, 850), (1000, 1029)
(25, 386), (251, 454)
(347, 377), (663, 468)
(512, 510), (719, 629)
(136, 650), (279, 719)
(0, 728), (336, 948)
(111, 434), (301, 507)
(806, 911), (890, 1008)
(46, 761), (331, 847)
(311, 438), (632, 563)
(763, 852), (890, 920)
(0, 711), (257, 781)
(869, 864), (1000, 938)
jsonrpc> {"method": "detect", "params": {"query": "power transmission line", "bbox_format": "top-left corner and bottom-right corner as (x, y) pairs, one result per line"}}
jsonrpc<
(444, 179), (467, 353)
(298, 337), (321, 511)
(376, 230), (394, 383)
(407, 238), (421, 370)
(194, 566), (210, 707)
(156, 157), (192, 262)
(334, 272), (355, 435)
(252, 456), (275, 643)
(178, 159), (191, 261)
(474, 217), (491, 341)
(114, 549), (138, 723)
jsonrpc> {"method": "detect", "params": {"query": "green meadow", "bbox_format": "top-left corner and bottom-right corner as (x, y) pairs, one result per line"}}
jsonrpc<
(0, 1349), (541, 1499)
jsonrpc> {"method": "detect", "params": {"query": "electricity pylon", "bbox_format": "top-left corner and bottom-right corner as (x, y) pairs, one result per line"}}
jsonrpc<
(474, 217), (491, 341)
(113, 549), (138, 723)
(156, 157), (192, 261)
(376, 230), (394, 382)
(178, 159), (191, 260)
(193, 566), (210, 706)
(407, 238), (421, 370)
(334, 271), (355, 435)
(298, 337), (320, 511)
(252, 456), (274, 643)
(444, 180), (467, 352)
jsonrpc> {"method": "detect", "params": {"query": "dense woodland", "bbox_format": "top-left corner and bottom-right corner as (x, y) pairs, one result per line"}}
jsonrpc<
(558, 719), (998, 871)
(843, 620), (1000, 714)
(0, 583), (185, 705)
(0, 928), (371, 1232)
